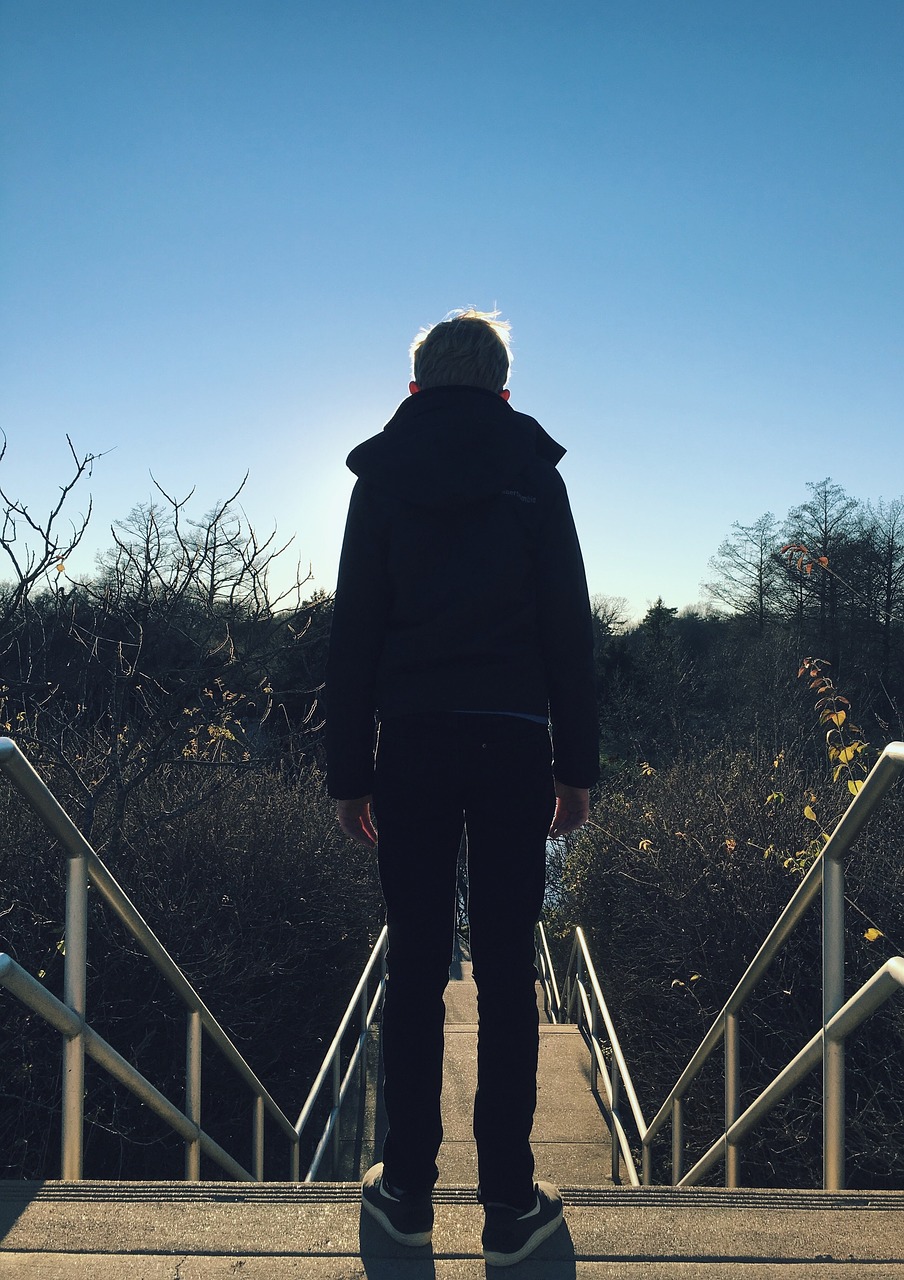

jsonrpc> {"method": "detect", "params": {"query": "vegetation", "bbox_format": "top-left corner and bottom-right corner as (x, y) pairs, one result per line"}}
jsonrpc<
(0, 447), (379, 1179)
(546, 477), (904, 1187)
(1, 450), (903, 1186)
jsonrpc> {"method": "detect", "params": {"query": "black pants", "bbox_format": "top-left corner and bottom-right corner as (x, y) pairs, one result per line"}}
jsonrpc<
(372, 713), (555, 1206)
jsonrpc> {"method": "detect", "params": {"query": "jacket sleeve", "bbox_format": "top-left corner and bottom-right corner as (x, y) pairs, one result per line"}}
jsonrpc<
(535, 471), (600, 789)
(325, 480), (391, 798)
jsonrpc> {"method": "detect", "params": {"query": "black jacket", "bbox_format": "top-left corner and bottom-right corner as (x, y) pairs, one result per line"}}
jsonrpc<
(325, 385), (599, 798)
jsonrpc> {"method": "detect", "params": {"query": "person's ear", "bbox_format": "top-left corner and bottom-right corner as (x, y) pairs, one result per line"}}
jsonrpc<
(500, 389), (511, 401)
(409, 381), (420, 395)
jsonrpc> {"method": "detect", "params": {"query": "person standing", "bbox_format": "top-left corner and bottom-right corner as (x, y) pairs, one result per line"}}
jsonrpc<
(325, 309), (598, 1267)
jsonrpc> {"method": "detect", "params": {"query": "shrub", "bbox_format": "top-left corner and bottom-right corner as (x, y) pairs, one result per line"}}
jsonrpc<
(548, 745), (904, 1188)
(0, 758), (382, 1179)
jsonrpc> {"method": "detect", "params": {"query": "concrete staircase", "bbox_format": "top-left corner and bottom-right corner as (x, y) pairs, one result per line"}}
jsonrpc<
(3, 960), (904, 1277)
(330, 949), (614, 1188)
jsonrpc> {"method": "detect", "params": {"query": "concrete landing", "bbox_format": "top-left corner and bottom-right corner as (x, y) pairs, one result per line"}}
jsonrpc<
(3, 1182), (904, 1277)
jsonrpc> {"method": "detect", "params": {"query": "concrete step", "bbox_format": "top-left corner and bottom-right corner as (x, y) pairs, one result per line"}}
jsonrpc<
(3, 1181), (904, 1278)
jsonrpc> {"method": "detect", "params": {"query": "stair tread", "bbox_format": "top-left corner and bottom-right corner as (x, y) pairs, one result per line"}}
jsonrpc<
(3, 1181), (904, 1274)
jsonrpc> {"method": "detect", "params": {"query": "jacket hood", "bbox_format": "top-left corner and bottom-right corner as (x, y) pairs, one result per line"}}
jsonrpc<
(345, 386), (566, 508)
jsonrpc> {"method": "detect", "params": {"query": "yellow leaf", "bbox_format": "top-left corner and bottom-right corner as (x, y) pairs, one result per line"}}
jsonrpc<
(848, 779), (864, 796)
(689, 973), (701, 982)
(803, 804), (818, 821)
(837, 744), (857, 764)
(829, 710), (846, 728)
(56, 561), (65, 573)
(864, 928), (883, 943)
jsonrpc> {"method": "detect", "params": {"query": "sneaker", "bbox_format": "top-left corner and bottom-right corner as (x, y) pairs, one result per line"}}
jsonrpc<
(361, 1162), (433, 1247)
(481, 1181), (564, 1267)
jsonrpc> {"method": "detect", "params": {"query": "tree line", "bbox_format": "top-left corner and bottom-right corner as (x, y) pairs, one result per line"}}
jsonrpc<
(706, 477), (904, 677)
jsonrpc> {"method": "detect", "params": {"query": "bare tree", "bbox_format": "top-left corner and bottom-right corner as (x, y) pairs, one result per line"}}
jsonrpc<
(0, 435), (100, 621)
(591, 594), (630, 635)
(704, 512), (782, 631)
(0, 456), (317, 855)
(780, 479), (860, 658)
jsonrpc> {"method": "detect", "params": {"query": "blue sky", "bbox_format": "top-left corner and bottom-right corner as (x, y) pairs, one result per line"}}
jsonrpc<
(2, 1), (902, 621)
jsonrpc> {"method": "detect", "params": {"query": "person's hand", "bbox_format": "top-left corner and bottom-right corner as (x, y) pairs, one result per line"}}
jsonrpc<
(336, 796), (377, 846)
(549, 783), (589, 839)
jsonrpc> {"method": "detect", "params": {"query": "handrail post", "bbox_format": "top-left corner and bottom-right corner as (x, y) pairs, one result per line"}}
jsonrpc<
(253, 1094), (265, 1181)
(671, 1095), (684, 1184)
(725, 1011), (741, 1187)
(359, 985), (369, 1088)
(642, 1137), (653, 1186)
(331, 1051), (342, 1174)
(611, 1059), (621, 1182)
(576, 949), (585, 1033)
(823, 851), (846, 1189)
(290, 1135), (300, 1182)
(61, 851), (88, 1180)
(185, 1009), (202, 1179)
(590, 998), (599, 1093)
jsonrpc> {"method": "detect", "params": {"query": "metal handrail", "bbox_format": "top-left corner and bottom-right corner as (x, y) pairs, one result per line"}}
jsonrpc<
(0, 736), (305, 1180)
(541, 740), (904, 1190)
(294, 925), (388, 1180)
(678, 956), (904, 1187)
(535, 917), (561, 1023)
(0, 953), (252, 1180)
(536, 921), (645, 1185)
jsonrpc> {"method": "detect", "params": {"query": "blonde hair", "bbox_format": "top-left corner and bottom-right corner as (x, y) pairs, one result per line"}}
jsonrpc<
(409, 308), (512, 393)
